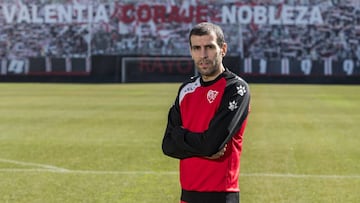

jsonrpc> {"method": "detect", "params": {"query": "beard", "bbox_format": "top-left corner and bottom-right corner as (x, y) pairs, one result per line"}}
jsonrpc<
(195, 57), (222, 77)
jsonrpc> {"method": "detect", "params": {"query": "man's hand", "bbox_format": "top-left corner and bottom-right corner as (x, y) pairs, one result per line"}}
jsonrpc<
(205, 144), (227, 160)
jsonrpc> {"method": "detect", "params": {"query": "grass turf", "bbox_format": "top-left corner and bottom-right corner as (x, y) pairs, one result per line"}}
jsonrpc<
(0, 83), (359, 202)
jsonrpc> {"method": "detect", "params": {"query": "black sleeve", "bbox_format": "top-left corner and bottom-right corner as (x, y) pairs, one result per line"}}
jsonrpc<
(168, 78), (250, 157)
(161, 95), (197, 159)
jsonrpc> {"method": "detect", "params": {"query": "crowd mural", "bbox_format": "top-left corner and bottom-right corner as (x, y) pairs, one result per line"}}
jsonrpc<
(0, 0), (359, 62)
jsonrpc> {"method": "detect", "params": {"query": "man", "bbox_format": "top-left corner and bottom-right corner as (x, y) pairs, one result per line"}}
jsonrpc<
(162, 22), (250, 203)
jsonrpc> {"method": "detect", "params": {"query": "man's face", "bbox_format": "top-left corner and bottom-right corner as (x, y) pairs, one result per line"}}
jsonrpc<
(190, 32), (227, 81)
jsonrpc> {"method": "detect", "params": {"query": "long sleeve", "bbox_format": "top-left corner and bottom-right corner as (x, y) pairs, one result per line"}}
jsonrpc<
(162, 95), (196, 159)
(172, 78), (250, 156)
(162, 75), (250, 159)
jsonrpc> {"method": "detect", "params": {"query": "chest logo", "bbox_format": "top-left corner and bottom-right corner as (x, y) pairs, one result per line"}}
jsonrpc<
(207, 90), (219, 103)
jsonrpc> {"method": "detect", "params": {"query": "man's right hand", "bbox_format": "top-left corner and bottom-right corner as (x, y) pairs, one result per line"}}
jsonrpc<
(205, 144), (227, 160)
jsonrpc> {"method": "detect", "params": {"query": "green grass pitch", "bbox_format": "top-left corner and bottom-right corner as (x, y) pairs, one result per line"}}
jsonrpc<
(0, 83), (359, 202)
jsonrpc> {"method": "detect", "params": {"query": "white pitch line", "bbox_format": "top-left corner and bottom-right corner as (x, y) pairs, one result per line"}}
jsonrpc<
(1, 158), (359, 179)
(0, 168), (58, 173)
(0, 158), (69, 172)
(66, 170), (179, 175)
(0, 168), (359, 179)
(0, 168), (178, 175)
(241, 173), (360, 179)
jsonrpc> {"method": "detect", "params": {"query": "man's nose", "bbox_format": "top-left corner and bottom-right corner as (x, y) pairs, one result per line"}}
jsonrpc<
(200, 48), (208, 58)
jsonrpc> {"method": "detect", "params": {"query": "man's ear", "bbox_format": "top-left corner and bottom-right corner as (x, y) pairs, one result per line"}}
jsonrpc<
(221, 43), (227, 57)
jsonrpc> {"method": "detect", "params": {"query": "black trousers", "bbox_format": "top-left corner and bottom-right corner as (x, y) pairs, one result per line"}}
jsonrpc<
(181, 189), (240, 203)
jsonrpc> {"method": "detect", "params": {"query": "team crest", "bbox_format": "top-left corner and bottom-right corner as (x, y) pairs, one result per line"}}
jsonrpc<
(207, 90), (219, 103)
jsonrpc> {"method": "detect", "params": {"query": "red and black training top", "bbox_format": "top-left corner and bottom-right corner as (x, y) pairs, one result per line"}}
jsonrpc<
(162, 68), (250, 194)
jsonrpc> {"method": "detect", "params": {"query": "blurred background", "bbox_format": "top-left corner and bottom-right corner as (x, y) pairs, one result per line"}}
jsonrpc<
(0, 0), (359, 83)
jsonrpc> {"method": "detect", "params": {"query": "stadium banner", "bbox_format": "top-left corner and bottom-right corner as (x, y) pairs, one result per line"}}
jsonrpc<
(26, 57), (89, 75)
(121, 56), (360, 82)
(240, 58), (360, 76)
(0, 59), (29, 75)
(121, 57), (196, 83)
(1, 56), (359, 83)
(0, 0), (360, 83)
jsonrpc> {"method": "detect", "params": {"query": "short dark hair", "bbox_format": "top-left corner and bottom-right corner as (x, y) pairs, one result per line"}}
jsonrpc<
(189, 22), (225, 47)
